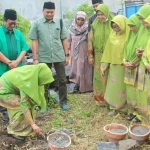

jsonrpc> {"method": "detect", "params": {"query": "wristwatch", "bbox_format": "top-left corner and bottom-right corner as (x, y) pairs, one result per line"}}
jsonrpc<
(65, 53), (69, 57)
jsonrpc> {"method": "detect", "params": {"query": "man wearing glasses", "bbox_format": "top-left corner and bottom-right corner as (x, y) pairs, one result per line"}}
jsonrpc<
(0, 9), (29, 122)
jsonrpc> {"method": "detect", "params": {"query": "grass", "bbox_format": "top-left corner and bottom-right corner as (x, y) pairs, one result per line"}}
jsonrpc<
(1, 92), (150, 149)
(35, 92), (150, 150)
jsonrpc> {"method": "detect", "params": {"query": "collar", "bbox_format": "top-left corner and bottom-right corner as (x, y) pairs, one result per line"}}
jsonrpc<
(42, 17), (56, 23)
(2, 24), (14, 34)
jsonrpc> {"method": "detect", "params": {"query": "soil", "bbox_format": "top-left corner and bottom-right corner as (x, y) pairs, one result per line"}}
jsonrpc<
(49, 134), (70, 148)
(108, 128), (126, 134)
(131, 126), (149, 135)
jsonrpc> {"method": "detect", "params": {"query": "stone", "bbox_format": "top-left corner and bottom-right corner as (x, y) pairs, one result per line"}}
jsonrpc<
(96, 142), (117, 150)
(118, 139), (138, 150)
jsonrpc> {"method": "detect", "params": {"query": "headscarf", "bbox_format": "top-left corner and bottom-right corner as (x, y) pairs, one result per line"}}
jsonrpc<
(101, 15), (129, 64)
(3, 63), (54, 111)
(69, 11), (88, 59)
(136, 5), (150, 49)
(91, 4), (114, 52)
(124, 14), (141, 62)
(71, 11), (87, 32)
(145, 15), (150, 62)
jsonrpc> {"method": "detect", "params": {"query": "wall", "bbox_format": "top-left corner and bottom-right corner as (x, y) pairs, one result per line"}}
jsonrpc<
(0, 0), (123, 21)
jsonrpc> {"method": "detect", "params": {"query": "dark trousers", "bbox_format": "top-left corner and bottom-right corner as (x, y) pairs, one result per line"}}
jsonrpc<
(45, 62), (67, 104)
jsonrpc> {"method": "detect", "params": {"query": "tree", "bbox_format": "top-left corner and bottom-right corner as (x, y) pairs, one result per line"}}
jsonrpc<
(0, 11), (31, 44)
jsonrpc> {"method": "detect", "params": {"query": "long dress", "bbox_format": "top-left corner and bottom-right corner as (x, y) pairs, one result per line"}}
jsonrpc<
(68, 25), (93, 92)
(124, 14), (141, 113)
(88, 4), (114, 102)
(0, 63), (54, 136)
(101, 15), (129, 110)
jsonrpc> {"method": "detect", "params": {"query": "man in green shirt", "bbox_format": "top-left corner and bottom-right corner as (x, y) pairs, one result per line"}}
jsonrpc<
(29, 1), (70, 110)
(0, 9), (29, 122)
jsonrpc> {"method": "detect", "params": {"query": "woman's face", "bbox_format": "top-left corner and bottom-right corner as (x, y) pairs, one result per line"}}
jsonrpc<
(128, 25), (138, 34)
(76, 17), (85, 26)
(97, 11), (107, 22)
(137, 15), (147, 26)
(112, 23), (121, 34)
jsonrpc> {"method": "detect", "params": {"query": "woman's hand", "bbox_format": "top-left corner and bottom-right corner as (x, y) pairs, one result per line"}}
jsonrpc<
(88, 57), (94, 65)
(101, 70), (105, 77)
(123, 61), (134, 69)
(136, 48), (144, 57)
(146, 64), (150, 72)
(31, 124), (41, 134)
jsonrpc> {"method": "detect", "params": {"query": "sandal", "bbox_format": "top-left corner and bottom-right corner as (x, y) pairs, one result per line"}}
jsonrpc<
(132, 117), (141, 122)
(126, 113), (136, 121)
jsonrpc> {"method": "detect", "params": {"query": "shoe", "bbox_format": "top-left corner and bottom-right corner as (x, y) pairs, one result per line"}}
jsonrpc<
(60, 103), (70, 110)
(11, 134), (26, 141)
(2, 112), (9, 122)
(132, 117), (141, 122)
(126, 113), (136, 121)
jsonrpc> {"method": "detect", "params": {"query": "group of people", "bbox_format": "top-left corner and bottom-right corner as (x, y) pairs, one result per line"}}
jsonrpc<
(0, 0), (150, 141)
(87, 0), (150, 124)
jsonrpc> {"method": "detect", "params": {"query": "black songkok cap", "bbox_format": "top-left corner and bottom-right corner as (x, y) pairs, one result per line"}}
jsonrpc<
(92, 0), (103, 4)
(43, 1), (55, 9)
(4, 9), (17, 20)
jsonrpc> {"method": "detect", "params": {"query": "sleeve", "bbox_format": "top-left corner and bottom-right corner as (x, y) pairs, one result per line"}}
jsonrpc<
(60, 20), (68, 39)
(142, 51), (149, 67)
(67, 32), (72, 50)
(20, 32), (29, 51)
(88, 17), (92, 32)
(28, 21), (38, 40)
(20, 90), (34, 124)
(88, 29), (94, 59)
(101, 63), (110, 72)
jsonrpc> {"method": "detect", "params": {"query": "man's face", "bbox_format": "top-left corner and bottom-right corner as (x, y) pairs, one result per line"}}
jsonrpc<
(3, 19), (16, 31)
(43, 8), (55, 21)
(93, 2), (102, 12)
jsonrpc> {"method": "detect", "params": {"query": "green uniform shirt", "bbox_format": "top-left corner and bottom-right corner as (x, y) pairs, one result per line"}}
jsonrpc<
(28, 17), (68, 63)
(0, 25), (29, 76)
(2, 25), (18, 60)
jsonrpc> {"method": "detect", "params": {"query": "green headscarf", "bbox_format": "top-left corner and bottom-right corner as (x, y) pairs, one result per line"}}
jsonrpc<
(101, 15), (129, 64)
(145, 15), (150, 62)
(124, 14), (141, 61)
(136, 5), (150, 49)
(4, 63), (54, 111)
(91, 4), (114, 52)
(136, 4), (150, 19)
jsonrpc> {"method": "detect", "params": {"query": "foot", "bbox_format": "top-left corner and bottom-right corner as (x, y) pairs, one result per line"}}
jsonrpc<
(126, 113), (136, 121)
(132, 117), (141, 122)
(2, 112), (9, 122)
(60, 103), (70, 110)
(10, 134), (25, 141)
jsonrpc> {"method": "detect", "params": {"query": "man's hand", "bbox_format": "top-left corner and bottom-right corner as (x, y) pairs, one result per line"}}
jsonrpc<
(65, 56), (70, 65)
(33, 59), (39, 65)
(8, 60), (19, 69)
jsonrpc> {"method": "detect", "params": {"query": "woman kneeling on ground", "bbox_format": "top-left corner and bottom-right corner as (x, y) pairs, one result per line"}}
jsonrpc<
(0, 63), (54, 140)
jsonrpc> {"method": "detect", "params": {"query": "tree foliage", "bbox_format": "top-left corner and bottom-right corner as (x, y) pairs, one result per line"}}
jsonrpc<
(0, 11), (31, 44)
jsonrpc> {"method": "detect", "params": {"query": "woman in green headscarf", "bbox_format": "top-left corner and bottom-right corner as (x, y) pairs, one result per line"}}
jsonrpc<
(88, 4), (114, 102)
(101, 15), (129, 112)
(132, 5), (150, 122)
(141, 15), (150, 123)
(0, 63), (54, 140)
(123, 14), (141, 120)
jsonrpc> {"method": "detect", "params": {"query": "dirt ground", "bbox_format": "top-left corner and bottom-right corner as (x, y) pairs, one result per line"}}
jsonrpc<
(1, 93), (150, 150)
